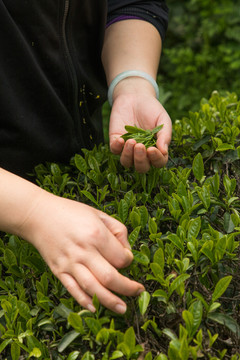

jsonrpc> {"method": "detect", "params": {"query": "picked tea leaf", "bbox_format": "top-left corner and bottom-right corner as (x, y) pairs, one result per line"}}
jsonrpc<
(121, 124), (163, 148)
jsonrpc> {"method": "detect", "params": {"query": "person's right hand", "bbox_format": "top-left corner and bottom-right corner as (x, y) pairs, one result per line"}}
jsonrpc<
(18, 190), (144, 314)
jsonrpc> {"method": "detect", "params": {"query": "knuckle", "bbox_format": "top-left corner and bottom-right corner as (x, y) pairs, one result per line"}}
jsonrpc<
(64, 280), (77, 295)
(102, 268), (115, 287)
(80, 275), (93, 293)
(115, 255), (130, 269)
(87, 227), (103, 243)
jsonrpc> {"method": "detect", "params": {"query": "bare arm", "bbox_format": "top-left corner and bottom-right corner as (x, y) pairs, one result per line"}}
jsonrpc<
(0, 168), (144, 313)
(102, 19), (172, 173)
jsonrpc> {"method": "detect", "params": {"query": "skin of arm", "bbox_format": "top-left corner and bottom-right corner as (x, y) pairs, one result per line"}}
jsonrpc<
(102, 19), (172, 173)
(0, 168), (144, 313)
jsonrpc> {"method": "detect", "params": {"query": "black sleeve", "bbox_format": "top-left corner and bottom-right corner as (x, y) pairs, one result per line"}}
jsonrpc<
(107, 1), (169, 41)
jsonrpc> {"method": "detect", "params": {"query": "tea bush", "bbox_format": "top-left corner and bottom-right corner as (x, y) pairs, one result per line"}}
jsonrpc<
(159, 0), (240, 120)
(0, 91), (240, 359)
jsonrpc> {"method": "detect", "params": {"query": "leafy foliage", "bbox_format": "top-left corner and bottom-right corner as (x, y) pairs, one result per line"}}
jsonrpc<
(0, 92), (240, 359)
(159, 0), (240, 121)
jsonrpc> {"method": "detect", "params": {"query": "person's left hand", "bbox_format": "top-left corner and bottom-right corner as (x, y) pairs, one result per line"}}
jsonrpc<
(109, 78), (172, 173)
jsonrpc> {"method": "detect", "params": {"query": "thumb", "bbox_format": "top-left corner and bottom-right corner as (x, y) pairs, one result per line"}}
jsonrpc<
(156, 113), (172, 155)
(96, 210), (131, 250)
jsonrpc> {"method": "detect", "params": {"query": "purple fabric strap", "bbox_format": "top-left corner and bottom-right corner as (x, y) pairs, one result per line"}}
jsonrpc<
(106, 15), (142, 28)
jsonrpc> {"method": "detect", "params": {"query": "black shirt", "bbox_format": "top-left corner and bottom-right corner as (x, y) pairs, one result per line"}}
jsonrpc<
(0, 0), (168, 177)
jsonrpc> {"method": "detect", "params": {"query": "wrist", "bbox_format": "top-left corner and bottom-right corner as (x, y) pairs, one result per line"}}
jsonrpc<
(108, 71), (159, 106)
(0, 168), (44, 238)
(113, 77), (157, 103)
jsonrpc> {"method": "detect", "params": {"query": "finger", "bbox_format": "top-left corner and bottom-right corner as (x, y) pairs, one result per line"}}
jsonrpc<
(133, 143), (151, 173)
(60, 272), (96, 312)
(120, 139), (136, 168)
(156, 114), (172, 155)
(96, 231), (134, 269)
(147, 146), (168, 168)
(79, 209), (133, 269)
(85, 253), (145, 298)
(110, 136), (125, 155)
(97, 210), (131, 250)
(71, 264), (130, 314)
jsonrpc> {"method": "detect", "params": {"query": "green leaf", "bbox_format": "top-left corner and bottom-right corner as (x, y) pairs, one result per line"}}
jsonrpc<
(66, 352), (81, 360)
(167, 234), (184, 252)
(152, 289), (168, 302)
(92, 294), (100, 312)
(139, 206), (149, 228)
(138, 291), (151, 316)
(182, 310), (193, 335)
(188, 300), (203, 335)
(0, 279), (9, 291)
(124, 327), (136, 351)
(133, 250), (150, 266)
(96, 328), (109, 345)
(54, 303), (72, 319)
(207, 312), (240, 335)
(212, 276), (232, 302)
(81, 190), (99, 207)
(150, 263), (164, 278)
(124, 125), (146, 134)
(128, 226), (141, 247)
(85, 317), (101, 335)
(144, 352), (152, 360)
(4, 249), (17, 267)
(153, 248), (165, 268)
(11, 342), (20, 360)
(0, 339), (12, 353)
(224, 212), (235, 233)
(200, 241), (214, 264)
(216, 143), (235, 151)
(50, 163), (62, 184)
(58, 330), (80, 352)
(192, 153), (204, 181)
(17, 300), (31, 320)
(28, 347), (42, 358)
(148, 217), (158, 234)
(68, 313), (84, 334)
(169, 274), (190, 297)
(208, 302), (221, 313)
(110, 351), (124, 359)
(88, 156), (100, 173)
(75, 154), (87, 174)
(187, 217), (201, 240)
(193, 291), (209, 311)
(118, 199), (129, 223)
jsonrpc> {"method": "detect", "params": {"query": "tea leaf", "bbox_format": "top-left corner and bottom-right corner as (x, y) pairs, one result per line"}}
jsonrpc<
(212, 276), (232, 302)
(58, 330), (80, 352)
(138, 291), (151, 316)
(192, 153), (204, 181)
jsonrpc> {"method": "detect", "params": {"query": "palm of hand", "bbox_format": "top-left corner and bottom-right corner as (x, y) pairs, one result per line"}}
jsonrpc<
(109, 93), (172, 173)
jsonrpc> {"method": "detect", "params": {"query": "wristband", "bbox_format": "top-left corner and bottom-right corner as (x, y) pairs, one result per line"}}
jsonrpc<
(107, 70), (159, 106)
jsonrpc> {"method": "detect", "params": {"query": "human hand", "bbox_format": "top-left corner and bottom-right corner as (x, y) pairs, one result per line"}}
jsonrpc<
(19, 190), (144, 314)
(109, 77), (172, 173)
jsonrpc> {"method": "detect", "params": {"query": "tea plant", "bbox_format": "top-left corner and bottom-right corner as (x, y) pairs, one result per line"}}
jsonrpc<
(0, 92), (240, 359)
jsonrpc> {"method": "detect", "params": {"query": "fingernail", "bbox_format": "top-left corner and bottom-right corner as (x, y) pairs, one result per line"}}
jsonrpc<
(164, 144), (168, 152)
(115, 303), (127, 314)
(136, 287), (145, 296)
(87, 304), (96, 313)
(136, 147), (143, 154)
(125, 248), (133, 260)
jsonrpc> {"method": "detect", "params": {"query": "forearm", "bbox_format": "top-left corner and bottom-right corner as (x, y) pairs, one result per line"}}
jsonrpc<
(102, 19), (162, 94)
(0, 168), (43, 237)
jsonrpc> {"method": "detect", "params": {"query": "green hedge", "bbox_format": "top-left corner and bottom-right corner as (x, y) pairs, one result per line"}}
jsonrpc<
(159, 0), (240, 121)
(0, 91), (240, 359)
